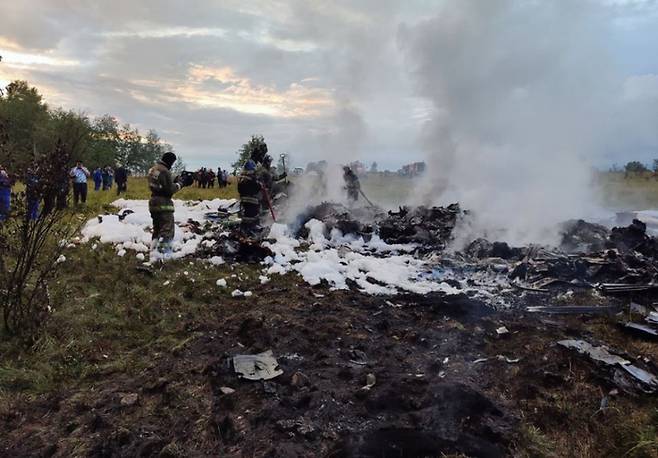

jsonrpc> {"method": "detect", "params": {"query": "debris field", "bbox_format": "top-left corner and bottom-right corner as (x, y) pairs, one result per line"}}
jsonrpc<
(2, 199), (658, 457)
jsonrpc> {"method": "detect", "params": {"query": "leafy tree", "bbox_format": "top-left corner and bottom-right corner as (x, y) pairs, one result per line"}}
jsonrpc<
(0, 81), (50, 172)
(624, 161), (648, 174)
(0, 80), (176, 175)
(88, 115), (120, 168)
(139, 130), (166, 173)
(46, 109), (91, 164)
(232, 135), (268, 172)
(116, 124), (141, 173)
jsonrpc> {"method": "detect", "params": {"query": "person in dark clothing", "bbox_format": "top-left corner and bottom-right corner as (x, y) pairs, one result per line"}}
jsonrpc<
(0, 165), (11, 221)
(106, 166), (114, 189)
(69, 161), (90, 205)
(343, 166), (360, 203)
(115, 166), (128, 195)
(25, 169), (40, 220)
(217, 167), (225, 188)
(101, 166), (113, 190)
(208, 170), (215, 188)
(56, 179), (69, 210)
(92, 167), (103, 191)
(238, 160), (262, 234)
(148, 152), (186, 259)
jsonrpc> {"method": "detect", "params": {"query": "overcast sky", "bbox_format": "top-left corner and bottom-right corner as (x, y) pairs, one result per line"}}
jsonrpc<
(1, 0), (658, 170)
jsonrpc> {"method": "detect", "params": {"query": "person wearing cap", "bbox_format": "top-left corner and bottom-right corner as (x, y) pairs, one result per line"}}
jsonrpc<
(238, 159), (262, 234)
(147, 152), (184, 258)
(0, 164), (11, 221)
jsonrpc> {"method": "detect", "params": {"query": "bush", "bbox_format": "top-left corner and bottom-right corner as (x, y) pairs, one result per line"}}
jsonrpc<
(0, 139), (79, 339)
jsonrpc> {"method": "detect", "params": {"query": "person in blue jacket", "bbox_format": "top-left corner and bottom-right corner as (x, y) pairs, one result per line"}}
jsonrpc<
(25, 168), (40, 220)
(92, 167), (103, 191)
(0, 164), (11, 221)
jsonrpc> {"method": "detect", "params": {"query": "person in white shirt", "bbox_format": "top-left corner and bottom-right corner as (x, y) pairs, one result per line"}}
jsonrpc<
(69, 161), (90, 205)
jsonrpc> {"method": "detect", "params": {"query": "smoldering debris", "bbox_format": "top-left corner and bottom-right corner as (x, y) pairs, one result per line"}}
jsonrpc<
(84, 198), (658, 303)
(507, 218), (658, 292)
(291, 202), (462, 252)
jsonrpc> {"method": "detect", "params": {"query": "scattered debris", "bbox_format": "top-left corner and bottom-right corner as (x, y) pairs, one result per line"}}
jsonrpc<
(276, 417), (316, 437)
(233, 350), (283, 381)
(361, 373), (376, 391)
(120, 393), (139, 407)
(558, 339), (658, 393)
(291, 371), (310, 388)
(620, 322), (658, 340)
(219, 386), (236, 395)
(496, 326), (510, 335)
(526, 305), (620, 315)
(496, 355), (520, 364)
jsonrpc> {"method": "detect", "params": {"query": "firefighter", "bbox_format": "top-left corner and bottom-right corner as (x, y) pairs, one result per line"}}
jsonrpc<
(147, 152), (184, 259)
(238, 160), (262, 234)
(343, 166), (360, 203)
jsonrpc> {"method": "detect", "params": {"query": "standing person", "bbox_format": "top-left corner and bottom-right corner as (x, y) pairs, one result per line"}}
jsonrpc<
(208, 169), (215, 188)
(115, 165), (128, 195)
(92, 167), (103, 191)
(106, 166), (114, 189)
(201, 168), (209, 188)
(69, 161), (90, 206)
(217, 167), (224, 188)
(147, 152), (184, 258)
(101, 166), (110, 190)
(238, 160), (261, 234)
(25, 168), (40, 220)
(56, 176), (69, 210)
(343, 166), (360, 203)
(223, 169), (229, 187)
(0, 165), (11, 221)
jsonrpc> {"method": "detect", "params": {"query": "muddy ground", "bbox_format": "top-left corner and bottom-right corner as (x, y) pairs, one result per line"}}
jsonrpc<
(1, 276), (657, 457)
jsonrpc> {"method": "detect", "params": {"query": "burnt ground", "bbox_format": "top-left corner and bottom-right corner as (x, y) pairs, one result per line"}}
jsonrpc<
(1, 276), (658, 457)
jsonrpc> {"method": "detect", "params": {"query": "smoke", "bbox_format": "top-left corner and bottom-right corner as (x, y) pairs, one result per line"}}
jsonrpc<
(398, 0), (643, 246)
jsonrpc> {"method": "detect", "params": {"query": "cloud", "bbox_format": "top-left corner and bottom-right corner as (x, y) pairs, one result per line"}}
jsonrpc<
(0, 0), (657, 176)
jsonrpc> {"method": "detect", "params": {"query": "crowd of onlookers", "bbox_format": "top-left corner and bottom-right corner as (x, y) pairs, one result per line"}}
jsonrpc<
(0, 161), (129, 220)
(193, 167), (230, 188)
(0, 162), (234, 221)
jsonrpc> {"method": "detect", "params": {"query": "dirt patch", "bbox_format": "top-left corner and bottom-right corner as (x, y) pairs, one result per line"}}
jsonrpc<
(1, 280), (657, 457)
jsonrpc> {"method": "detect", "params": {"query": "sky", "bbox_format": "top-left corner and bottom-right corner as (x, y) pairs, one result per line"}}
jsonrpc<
(1, 0), (658, 171)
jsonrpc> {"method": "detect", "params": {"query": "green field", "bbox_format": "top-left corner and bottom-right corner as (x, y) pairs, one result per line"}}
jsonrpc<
(9, 172), (658, 214)
(596, 172), (658, 209)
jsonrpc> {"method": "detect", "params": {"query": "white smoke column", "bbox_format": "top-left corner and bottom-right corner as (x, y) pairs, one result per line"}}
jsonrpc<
(283, 104), (367, 224)
(399, 0), (621, 246)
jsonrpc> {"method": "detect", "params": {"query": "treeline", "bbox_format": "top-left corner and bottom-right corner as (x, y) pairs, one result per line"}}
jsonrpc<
(0, 80), (175, 175)
(610, 160), (658, 175)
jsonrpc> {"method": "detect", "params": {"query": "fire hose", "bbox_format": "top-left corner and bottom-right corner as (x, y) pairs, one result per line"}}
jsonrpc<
(359, 188), (376, 208)
(261, 184), (277, 221)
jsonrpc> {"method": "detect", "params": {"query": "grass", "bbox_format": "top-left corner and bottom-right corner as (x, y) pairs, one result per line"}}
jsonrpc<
(595, 172), (658, 209)
(0, 177), (241, 399)
(0, 242), (268, 398)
